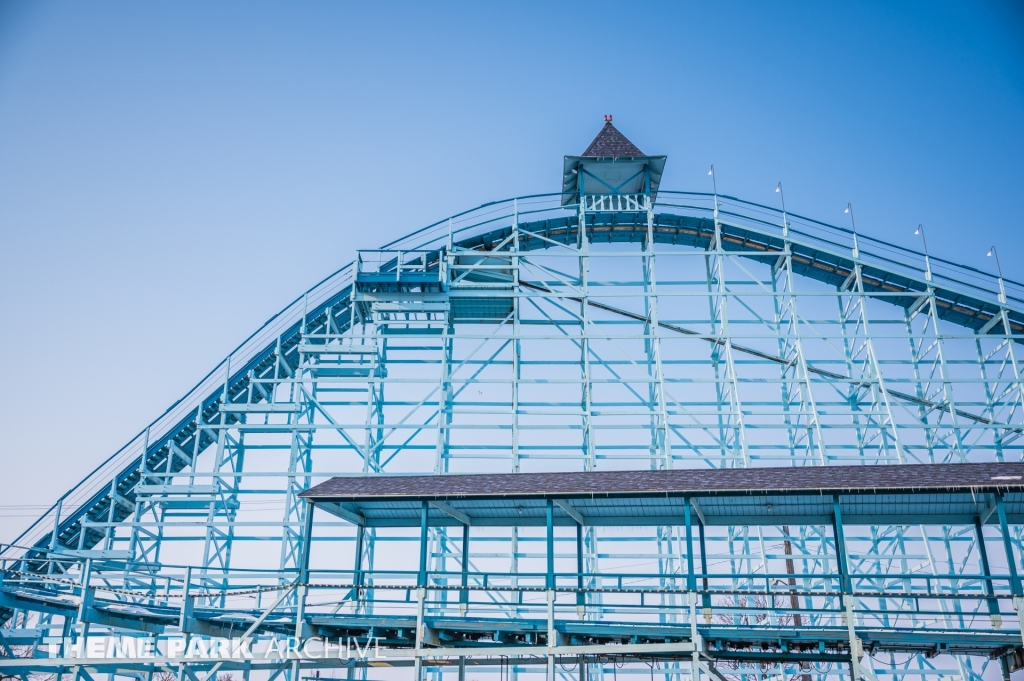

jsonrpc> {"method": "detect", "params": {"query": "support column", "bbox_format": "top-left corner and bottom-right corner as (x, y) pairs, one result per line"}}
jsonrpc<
(699, 521), (711, 622)
(685, 499), (696, 592)
(547, 499), (555, 681)
(974, 516), (1002, 627)
(994, 493), (1024, 659)
(705, 205), (751, 467)
(576, 522), (585, 617)
(996, 495), (1021, 596)
(291, 503), (314, 681)
(546, 499), (555, 589)
(689, 591), (700, 681)
(578, 186), (595, 470)
(832, 496), (859, 681)
(175, 567), (190, 681)
(298, 502), (314, 582)
(352, 526), (365, 612)
(975, 516), (1009, 681)
(685, 500), (700, 681)
(460, 524), (470, 615)
(844, 266), (907, 463)
(511, 199), (522, 472)
(415, 502), (429, 681)
(418, 502), (430, 588)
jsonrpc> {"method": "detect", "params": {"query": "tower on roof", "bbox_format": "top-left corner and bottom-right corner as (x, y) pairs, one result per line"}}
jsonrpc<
(561, 116), (667, 207)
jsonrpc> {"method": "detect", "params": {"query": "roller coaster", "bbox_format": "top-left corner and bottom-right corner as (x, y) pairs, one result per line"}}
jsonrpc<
(3, 120), (1024, 681)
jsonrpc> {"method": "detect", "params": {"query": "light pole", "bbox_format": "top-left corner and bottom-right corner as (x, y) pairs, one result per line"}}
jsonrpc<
(776, 182), (789, 238)
(914, 224), (931, 281)
(988, 246), (1007, 304)
(844, 203), (860, 259)
(709, 166), (720, 248)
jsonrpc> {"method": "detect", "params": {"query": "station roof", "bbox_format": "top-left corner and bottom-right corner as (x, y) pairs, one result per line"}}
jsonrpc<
(562, 119), (667, 206)
(301, 463), (1024, 529)
(581, 120), (644, 157)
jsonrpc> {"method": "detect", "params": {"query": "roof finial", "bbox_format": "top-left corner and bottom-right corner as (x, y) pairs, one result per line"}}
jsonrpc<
(604, 114), (613, 123)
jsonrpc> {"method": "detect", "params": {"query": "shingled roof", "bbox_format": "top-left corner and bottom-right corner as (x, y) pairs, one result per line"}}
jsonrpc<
(301, 464), (1024, 528)
(581, 121), (644, 158)
(301, 462), (1024, 501)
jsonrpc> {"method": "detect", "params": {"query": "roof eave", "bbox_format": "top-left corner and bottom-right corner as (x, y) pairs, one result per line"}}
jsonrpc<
(560, 155), (668, 207)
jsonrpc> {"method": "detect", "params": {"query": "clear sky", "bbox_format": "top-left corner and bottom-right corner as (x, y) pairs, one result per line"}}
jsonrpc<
(0, 1), (1022, 539)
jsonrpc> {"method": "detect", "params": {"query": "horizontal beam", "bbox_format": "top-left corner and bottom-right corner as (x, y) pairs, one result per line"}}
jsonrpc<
(323, 513), (1024, 529)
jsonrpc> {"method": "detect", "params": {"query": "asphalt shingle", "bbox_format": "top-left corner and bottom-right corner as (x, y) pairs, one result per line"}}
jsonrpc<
(581, 121), (644, 158)
(300, 462), (1024, 502)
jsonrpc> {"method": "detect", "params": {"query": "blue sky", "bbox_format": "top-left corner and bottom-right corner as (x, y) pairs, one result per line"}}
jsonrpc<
(0, 1), (1022, 534)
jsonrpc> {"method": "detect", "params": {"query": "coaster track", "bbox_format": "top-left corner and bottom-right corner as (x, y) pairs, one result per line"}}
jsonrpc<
(3, 190), (1024, 681)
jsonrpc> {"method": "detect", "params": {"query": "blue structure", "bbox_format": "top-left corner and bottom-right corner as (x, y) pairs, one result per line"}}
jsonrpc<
(3, 120), (1024, 681)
